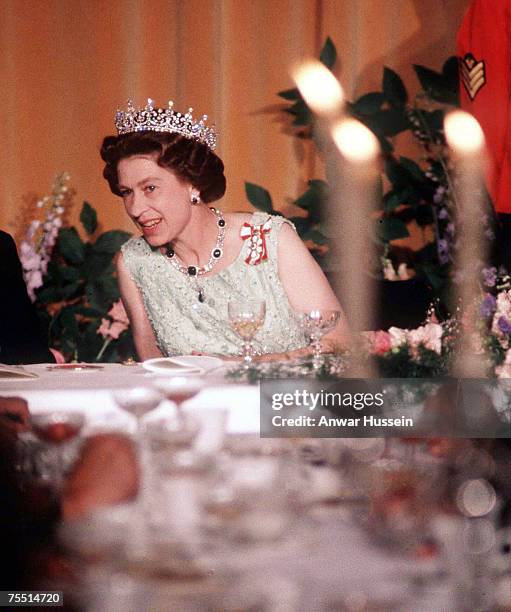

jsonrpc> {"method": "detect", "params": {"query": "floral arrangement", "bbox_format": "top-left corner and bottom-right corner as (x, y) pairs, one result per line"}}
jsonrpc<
(245, 38), (499, 311)
(20, 177), (135, 363)
(479, 269), (511, 377)
(364, 314), (455, 378)
(19, 173), (72, 301)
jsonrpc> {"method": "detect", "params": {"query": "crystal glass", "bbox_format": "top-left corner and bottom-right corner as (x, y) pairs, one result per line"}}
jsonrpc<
(153, 376), (204, 410)
(112, 386), (162, 428)
(228, 299), (266, 366)
(297, 309), (341, 369)
(31, 410), (85, 490)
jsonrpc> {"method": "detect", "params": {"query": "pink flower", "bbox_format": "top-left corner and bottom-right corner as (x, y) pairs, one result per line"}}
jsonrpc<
(108, 300), (129, 325)
(108, 320), (128, 340)
(97, 318), (111, 339)
(388, 327), (407, 348)
(97, 300), (130, 340)
(371, 330), (392, 355)
(420, 323), (443, 354)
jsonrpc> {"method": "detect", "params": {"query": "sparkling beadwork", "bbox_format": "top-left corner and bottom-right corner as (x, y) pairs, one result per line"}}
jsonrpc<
(212, 248), (222, 258)
(188, 266), (197, 276)
(122, 213), (307, 357)
(115, 99), (217, 150)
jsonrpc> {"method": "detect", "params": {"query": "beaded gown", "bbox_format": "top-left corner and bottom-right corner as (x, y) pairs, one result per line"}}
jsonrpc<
(121, 212), (308, 356)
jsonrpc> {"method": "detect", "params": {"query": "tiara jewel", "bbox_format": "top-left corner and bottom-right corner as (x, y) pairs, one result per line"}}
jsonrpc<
(114, 98), (217, 150)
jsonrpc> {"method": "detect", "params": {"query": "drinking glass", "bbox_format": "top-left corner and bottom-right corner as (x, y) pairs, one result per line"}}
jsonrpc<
(228, 299), (266, 366)
(31, 410), (85, 490)
(112, 386), (163, 432)
(153, 376), (204, 410)
(297, 309), (341, 369)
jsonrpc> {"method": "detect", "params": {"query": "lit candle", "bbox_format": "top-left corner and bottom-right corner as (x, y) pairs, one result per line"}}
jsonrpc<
(331, 118), (380, 376)
(444, 110), (488, 377)
(291, 59), (344, 119)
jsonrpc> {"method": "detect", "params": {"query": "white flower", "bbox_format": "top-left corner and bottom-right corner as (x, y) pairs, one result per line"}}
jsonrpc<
(388, 327), (408, 348)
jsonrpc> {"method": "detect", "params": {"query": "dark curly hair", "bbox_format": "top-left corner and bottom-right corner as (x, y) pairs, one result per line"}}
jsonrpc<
(100, 131), (226, 204)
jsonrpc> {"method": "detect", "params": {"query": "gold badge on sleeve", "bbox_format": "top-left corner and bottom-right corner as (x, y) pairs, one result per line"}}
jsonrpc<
(460, 53), (486, 100)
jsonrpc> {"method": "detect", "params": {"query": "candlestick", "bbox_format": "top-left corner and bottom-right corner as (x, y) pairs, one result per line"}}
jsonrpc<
(331, 118), (380, 377)
(444, 110), (488, 377)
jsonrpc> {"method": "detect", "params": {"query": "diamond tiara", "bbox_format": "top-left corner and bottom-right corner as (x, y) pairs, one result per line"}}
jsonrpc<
(114, 99), (217, 150)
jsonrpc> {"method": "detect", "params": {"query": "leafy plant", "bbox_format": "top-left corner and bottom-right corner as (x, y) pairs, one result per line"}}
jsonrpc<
(33, 201), (135, 362)
(245, 38), (463, 302)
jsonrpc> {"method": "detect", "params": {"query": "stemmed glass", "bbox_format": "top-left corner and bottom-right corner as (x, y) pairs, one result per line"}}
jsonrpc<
(297, 309), (341, 370)
(228, 299), (266, 366)
(153, 376), (204, 410)
(31, 410), (85, 490)
(112, 386), (163, 432)
(111, 386), (163, 560)
(151, 377), (204, 446)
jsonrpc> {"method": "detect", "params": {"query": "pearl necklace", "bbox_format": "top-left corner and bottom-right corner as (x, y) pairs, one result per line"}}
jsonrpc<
(164, 207), (226, 303)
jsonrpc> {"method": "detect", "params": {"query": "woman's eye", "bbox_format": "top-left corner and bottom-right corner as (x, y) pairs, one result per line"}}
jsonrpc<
(119, 188), (131, 197)
(144, 185), (156, 193)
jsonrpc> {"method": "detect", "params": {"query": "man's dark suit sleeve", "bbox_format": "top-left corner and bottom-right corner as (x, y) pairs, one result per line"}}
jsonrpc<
(0, 231), (55, 364)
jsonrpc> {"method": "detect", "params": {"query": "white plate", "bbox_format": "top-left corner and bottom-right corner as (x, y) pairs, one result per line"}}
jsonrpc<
(142, 355), (224, 375)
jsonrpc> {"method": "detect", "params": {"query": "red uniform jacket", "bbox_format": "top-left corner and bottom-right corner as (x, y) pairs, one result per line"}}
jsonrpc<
(457, 0), (511, 213)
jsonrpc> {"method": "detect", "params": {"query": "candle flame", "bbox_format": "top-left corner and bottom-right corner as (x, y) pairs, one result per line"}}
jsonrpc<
(444, 110), (485, 154)
(331, 118), (380, 162)
(291, 60), (344, 117)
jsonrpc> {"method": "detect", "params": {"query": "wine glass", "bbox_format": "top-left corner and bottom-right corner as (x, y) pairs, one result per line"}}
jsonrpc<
(31, 410), (85, 490)
(112, 387), (162, 427)
(228, 299), (266, 366)
(297, 309), (341, 370)
(153, 376), (205, 410)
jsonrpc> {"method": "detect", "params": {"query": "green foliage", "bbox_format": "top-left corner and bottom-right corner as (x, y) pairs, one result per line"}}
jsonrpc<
(248, 36), (461, 305)
(413, 57), (460, 106)
(80, 201), (98, 235)
(245, 183), (275, 213)
(375, 345), (448, 378)
(35, 202), (135, 362)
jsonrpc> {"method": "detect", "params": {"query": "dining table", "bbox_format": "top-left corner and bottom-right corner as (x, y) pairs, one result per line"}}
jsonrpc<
(0, 361), (485, 611)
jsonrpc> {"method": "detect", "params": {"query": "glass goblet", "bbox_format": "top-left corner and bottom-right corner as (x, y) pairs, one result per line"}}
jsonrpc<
(153, 376), (205, 410)
(112, 386), (163, 434)
(297, 309), (341, 370)
(31, 410), (85, 490)
(228, 299), (266, 366)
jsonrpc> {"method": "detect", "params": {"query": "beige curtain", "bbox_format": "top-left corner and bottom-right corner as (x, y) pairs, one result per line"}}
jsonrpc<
(0, 0), (470, 241)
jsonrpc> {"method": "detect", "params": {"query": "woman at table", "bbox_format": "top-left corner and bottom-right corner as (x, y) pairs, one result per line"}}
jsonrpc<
(100, 99), (349, 361)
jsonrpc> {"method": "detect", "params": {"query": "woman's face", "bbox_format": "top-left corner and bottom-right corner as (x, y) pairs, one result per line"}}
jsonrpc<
(117, 155), (193, 247)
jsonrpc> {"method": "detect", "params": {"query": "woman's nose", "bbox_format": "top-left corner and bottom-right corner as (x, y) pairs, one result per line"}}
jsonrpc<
(126, 192), (146, 218)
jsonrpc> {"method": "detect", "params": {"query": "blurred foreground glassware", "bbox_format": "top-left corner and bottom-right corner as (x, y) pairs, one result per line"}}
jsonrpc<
(297, 309), (341, 370)
(31, 410), (85, 490)
(202, 437), (296, 550)
(228, 299), (266, 366)
(153, 376), (204, 410)
(112, 386), (162, 427)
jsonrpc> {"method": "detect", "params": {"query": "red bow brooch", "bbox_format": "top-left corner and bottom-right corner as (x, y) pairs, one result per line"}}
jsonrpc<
(240, 218), (272, 265)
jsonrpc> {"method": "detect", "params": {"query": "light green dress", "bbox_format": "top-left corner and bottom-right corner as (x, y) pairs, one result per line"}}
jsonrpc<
(121, 212), (308, 356)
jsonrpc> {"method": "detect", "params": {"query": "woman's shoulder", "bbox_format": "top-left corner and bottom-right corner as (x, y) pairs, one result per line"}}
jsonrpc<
(121, 235), (149, 255)
(224, 211), (295, 233)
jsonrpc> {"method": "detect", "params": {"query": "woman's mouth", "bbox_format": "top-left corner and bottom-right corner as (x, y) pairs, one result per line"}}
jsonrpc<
(139, 219), (162, 235)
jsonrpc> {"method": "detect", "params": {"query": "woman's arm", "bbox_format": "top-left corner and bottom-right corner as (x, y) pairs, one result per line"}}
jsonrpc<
(116, 252), (163, 360)
(276, 222), (351, 351)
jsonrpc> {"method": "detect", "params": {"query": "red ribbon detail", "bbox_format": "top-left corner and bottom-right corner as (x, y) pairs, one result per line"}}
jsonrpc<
(240, 219), (272, 265)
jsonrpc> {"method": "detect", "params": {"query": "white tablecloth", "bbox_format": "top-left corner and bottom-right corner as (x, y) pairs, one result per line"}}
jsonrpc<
(0, 363), (260, 434)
